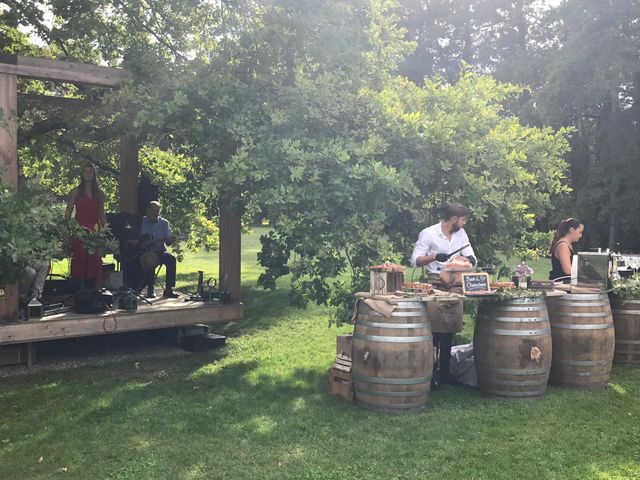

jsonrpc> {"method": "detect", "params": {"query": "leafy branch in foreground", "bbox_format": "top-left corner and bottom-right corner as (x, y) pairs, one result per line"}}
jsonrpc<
(610, 278), (640, 303)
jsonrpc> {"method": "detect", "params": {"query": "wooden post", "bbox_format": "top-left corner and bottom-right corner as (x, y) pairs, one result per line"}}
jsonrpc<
(119, 136), (139, 214)
(219, 202), (242, 303)
(0, 73), (19, 323)
(0, 73), (17, 188)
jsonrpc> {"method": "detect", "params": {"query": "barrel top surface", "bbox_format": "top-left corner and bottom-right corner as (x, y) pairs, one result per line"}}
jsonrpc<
(469, 290), (566, 300)
(548, 292), (608, 301)
(545, 289), (569, 298)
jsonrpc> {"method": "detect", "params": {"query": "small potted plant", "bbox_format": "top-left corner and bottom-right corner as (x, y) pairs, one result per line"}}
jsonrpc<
(513, 262), (534, 289)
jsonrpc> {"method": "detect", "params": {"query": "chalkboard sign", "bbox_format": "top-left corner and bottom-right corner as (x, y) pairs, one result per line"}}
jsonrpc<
(462, 272), (491, 294)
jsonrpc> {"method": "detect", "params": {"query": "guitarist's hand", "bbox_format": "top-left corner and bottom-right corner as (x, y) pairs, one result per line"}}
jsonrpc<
(166, 235), (177, 246)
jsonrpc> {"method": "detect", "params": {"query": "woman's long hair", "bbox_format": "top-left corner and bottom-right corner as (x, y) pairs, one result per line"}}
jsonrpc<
(548, 218), (582, 255)
(77, 163), (103, 200)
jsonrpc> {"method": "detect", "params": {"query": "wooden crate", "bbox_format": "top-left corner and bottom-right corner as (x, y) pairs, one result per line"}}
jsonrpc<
(336, 333), (353, 358)
(370, 270), (404, 295)
(327, 365), (354, 401)
(333, 354), (352, 372)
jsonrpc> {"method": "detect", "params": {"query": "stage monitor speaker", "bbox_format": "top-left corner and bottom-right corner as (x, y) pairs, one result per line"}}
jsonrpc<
(106, 212), (143, 240)
(73, 288), (113, 314)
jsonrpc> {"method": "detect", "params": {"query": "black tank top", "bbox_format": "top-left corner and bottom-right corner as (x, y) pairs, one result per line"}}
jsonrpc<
(549, 241), (573, 283)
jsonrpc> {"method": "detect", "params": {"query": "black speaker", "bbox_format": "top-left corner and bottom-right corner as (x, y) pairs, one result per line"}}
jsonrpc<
(106, 212), (143, 240)
(73, 288), (113, 314)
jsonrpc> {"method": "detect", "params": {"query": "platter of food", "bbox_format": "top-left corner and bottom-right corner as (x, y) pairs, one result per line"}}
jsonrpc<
(489, 281), (516, 290)
(370, 261), (405, 272)
(402, 282), (434, 294)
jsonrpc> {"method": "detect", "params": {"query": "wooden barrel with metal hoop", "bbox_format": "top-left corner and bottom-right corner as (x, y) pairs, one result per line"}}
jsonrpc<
(546, 293), (615, 389)
(352, 298), (433, 413)
(474, 297), (552, 398)
(610, 296), (640, 365)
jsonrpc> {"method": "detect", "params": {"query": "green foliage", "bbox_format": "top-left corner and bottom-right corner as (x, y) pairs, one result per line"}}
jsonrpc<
(491, 289), (547, 302)
(3, 240), (640, 480)
(0, 179), (67, 287)
(373, 72), (571, 269)
(3, 0), (572, 323)
(526, 0), (640, 251)
(67, 221), (116, 257)
(610, 278), (640, 303)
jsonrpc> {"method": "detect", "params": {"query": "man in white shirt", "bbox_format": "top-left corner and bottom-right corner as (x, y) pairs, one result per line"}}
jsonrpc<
(410, 203), (476, 272)
(410, 203), (477, 388)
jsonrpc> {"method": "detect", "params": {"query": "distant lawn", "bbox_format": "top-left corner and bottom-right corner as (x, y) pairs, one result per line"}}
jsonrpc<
(54, 225), (551, 289)
(6, 228), (639, 479)
(51, 226), (268, 293)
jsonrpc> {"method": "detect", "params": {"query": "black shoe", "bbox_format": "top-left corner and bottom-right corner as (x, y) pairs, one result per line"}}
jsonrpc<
(146, 287), (156, 299)
(431, 370), (441, 390)
(163, 289), (179, 298)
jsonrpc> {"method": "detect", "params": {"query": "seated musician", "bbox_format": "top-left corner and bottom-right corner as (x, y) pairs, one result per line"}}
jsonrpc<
(139, 201), (179, 298)
(19, 259), (51, 306)
(17, 165), (51, 304)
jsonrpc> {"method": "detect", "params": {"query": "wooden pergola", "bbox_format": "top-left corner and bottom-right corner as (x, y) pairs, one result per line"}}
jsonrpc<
(0, 55), (242, 330)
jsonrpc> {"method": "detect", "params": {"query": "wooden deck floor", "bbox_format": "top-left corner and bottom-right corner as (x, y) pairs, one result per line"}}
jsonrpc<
(0, 295), (243, 346)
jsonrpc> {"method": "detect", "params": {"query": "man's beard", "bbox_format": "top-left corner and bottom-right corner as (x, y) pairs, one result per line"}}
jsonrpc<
(452, 223), (461, 232)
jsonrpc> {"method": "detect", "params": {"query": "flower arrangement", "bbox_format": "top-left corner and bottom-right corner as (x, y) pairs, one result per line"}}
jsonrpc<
(514, 262), (534, 278)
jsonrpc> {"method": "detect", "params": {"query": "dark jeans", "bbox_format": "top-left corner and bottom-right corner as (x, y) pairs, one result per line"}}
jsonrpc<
(145, 252), (176, 290)
(433, 333), (453, 378)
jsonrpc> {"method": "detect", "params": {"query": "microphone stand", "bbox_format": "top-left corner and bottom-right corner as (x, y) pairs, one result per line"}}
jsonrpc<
(112, 237), (152, 307)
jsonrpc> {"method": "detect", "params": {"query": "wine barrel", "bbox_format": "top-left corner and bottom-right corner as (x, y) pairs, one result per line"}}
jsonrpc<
(474, 297), (552, 398)
(546, 293), (614, 389)
(610, 297), (640, 365)
(352, 299), (433, 413)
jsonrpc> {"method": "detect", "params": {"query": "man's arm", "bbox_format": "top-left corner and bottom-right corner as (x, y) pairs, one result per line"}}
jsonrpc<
(459, 230), (476, 265)
(164, 220), (176, 246)
(414, 253), (440, 268)
(411, 230), (436, 268)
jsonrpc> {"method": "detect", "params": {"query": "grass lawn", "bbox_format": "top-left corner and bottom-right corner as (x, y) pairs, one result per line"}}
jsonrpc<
(3, 228), (640, 479)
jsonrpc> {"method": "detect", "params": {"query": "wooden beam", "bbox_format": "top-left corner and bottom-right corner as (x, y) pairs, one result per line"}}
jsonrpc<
(0, 54), (130, 87)
(119, 136), (139, 214)
(219, 203), (242, 303)
(0, 73), (19, 323)
(0, 303), (244, 345)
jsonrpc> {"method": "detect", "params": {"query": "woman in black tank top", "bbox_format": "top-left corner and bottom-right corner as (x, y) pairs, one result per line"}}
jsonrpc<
(548, 218), (584, 283)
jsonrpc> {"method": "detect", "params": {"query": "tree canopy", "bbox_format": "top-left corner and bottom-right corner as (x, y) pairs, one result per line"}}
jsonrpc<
(7, 0), (626, 320)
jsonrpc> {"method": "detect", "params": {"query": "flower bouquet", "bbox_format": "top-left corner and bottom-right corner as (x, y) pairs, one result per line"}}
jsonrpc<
(513, 262), (534, 289)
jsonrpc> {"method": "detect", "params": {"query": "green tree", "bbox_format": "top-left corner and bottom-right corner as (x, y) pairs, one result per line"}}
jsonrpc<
(2, 1), (571, 322)
(525, 0), (640, 250)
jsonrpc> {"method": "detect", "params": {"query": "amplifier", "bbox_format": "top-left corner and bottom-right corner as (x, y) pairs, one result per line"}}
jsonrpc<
(73, 288), (113, 314)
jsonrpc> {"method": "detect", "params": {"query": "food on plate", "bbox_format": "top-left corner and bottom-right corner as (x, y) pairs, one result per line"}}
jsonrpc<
(402, 282), (433, 293)
(447, 257), (472, 268)
(370, 261), (405, 272)
(490, 281), (516, 289)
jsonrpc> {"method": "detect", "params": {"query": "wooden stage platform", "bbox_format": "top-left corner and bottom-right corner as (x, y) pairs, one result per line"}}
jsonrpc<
(0, 296), (243, 346)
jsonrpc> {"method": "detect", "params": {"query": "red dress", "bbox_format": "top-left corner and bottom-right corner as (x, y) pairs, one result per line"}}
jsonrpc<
(71, 193), (103, 280)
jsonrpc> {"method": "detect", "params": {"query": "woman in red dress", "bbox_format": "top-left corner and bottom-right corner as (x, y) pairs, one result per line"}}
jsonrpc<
(65, 164), (106, 287)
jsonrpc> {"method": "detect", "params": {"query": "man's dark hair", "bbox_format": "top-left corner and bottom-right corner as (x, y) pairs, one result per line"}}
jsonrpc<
(442, 203), (469, 220)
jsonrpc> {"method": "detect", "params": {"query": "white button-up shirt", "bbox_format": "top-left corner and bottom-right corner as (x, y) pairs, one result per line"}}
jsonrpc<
(410, 222), (475, 273)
